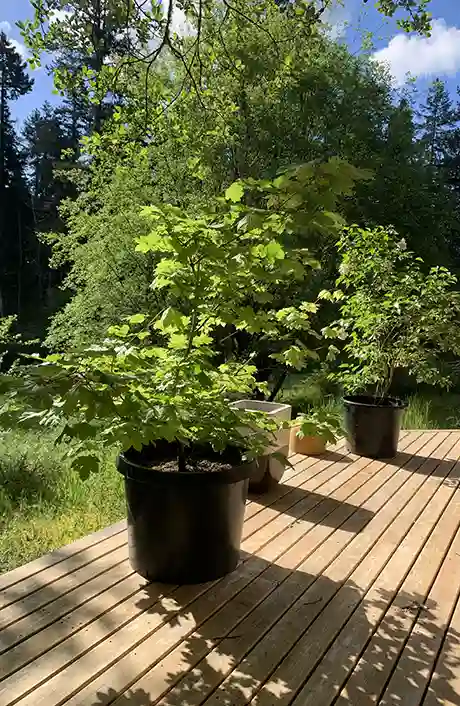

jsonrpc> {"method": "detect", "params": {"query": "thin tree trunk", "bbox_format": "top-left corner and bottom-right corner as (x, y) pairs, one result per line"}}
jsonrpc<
(0, 61), (5, 197)
(0, 62), (6, 315)
(16, 206), (22, 315)
(269, 369), (288, 402)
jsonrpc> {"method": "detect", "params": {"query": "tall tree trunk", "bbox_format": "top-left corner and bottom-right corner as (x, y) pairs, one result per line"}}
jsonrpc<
(0, 60), (5, 196)
(16, 206), (22, 315)
(91, 0), (104, 133)
(0, 61), (6, 316)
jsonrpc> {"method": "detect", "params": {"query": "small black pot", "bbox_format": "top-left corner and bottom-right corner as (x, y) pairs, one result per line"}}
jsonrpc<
(117, 448), (250, 584)
(247, 455), (271, 493)
(344, 395), (407, 459)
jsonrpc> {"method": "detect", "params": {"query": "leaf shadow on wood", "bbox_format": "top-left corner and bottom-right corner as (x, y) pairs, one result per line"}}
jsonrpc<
(86, 556), (364, 706)
(85, 578), (460, 706)
(84, 557), (460, 706)
(250, 486), (374, 530)
(385, 453), (460, 487)
(2, 520), (458, 706)
(332, 588), (460, 706)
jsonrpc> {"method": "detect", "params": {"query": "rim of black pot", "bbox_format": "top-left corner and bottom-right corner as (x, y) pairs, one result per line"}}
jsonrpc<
(343, 394), (408, 409)
(117, 445), (253, 485)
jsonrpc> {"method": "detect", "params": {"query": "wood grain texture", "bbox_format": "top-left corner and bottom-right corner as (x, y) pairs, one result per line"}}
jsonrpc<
(0, 431), (459, 706)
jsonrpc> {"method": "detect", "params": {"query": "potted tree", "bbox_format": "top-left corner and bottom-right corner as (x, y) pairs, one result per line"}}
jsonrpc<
(289, 406), (343, 456)
(327, 225), (460, 458)
(4, 337), (276, 584)
(2, 166), (354, 583)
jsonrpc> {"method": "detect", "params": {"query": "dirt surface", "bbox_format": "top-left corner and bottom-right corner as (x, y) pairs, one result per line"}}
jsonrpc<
(148, 457), (235, 474)
(126, 442), (244, 473)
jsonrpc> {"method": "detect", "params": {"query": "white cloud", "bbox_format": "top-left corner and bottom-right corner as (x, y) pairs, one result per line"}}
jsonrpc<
(164, 0), (195, 37)
(0, 21), (12, 33)
(373, 19), (460, 85)
(9, 38), (28, 59)
(322, 2), (350, 40)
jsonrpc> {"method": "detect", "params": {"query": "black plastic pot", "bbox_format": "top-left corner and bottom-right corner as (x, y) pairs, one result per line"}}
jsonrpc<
(117, 450), (250, 584)
(247, 455), (271, 493)
(344, 395), (407, 459)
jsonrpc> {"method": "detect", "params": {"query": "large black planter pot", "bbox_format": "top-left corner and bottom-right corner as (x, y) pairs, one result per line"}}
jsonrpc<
(344, 395), (407, 459)
(117, 451), (250, 584)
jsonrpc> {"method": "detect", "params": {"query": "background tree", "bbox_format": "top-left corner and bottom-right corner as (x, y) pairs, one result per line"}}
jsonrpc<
(35, 1), (455, 349)
(21, 0), (435, 108)
(414, 80), (460, 264)
(419, 79), (457, 168)
(444, 95), (460, 209)
(0, 32), (34, 317)
(20, 0), (154, 132)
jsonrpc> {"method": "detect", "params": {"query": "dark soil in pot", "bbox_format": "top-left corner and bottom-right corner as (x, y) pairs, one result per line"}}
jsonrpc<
(117, 443), (251, 584)
(344, 395), (407, 459)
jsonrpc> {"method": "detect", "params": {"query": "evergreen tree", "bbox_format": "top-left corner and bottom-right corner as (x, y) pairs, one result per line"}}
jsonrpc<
(23, 103), (65, 201)
(0, 32), (34, 316)
(55, 91), (91, 157)
(22, 96), (92, 316)
(22, 0), (151, 132)
(419, 79), (457, 167)
(0, 32), (33, 195)
(438, 88), (460, 195)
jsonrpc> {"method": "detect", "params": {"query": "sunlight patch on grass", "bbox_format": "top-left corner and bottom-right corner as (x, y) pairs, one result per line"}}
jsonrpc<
(0, 429), (125, 574)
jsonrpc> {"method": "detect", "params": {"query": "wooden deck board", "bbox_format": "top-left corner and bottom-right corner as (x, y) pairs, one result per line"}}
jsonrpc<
(0, 430), (459, 706)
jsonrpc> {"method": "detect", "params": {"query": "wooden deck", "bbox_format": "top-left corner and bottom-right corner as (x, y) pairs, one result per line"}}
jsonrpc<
(1, 430), (460, 706)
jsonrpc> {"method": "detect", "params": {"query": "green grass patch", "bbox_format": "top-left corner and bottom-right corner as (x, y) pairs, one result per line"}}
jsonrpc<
(401, 392), (460, 429)
(0, 430), (125, 574)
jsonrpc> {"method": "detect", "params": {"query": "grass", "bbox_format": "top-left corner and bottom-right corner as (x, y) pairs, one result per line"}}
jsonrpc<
(0, 429), (125, 574)
(402, 392), (460, 429)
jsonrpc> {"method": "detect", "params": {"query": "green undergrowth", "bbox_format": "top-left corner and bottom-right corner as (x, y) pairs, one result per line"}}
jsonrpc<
(0, 429), (125, 574)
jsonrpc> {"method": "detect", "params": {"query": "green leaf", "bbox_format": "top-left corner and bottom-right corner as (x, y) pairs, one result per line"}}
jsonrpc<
(318, 290), (332, 301)
(265, 240), (285, 261)
(128, 314), (145, 325)
(71, 454), (100, 480)
(193, 333), (213, 346)
(225, 181), (244, 203)
(129, 313), (146, 325)
(283, 346), (306, 369)
(108, 324), (130, 338)
(153, 259), (181, 289)
(161, 307), (183, 331)
(301, 302), (318, 313)
(63, 422), (99, 440)
(168, 334), (188, 349)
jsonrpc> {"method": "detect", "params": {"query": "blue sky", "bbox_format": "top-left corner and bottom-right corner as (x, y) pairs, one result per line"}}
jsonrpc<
(2, 0), (460, 127)
(0, 0), (62, 124)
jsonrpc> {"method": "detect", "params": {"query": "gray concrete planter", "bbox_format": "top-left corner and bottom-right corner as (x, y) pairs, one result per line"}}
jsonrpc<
(230, 399), (292, 491)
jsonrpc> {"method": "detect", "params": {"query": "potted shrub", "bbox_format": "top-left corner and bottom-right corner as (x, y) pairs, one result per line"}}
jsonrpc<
(289, 406), (343, 456)
(2, 168), (348, 583)
(2, 337), (277, 584)
(327, 225), (460, 458)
